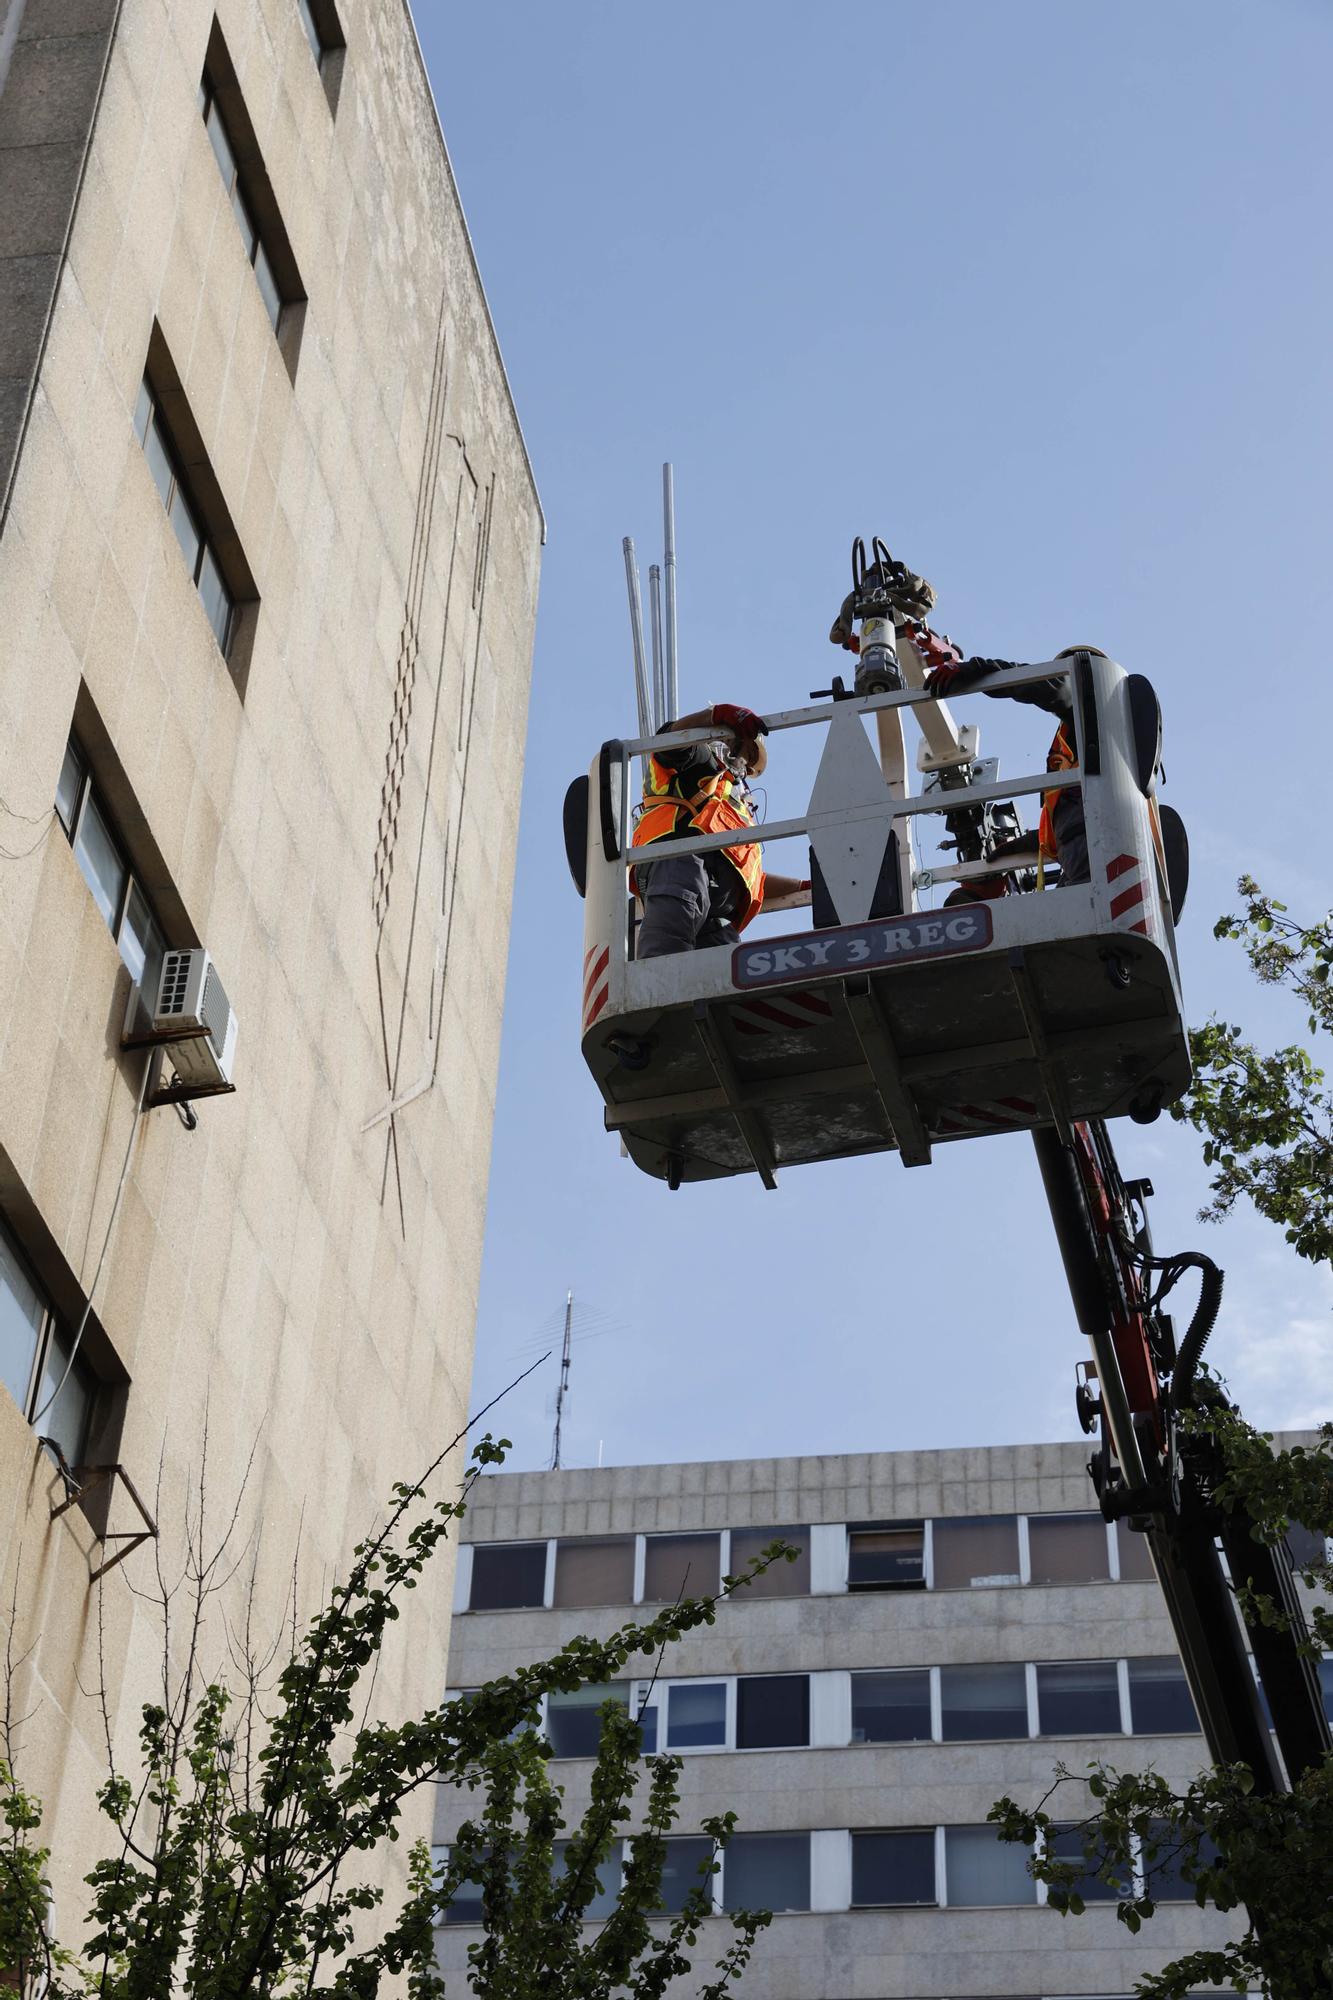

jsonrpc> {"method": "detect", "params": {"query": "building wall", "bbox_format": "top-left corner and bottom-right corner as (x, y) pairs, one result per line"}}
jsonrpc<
(438, 1445), (1248, 1999)
(0, 0), (541, 1940)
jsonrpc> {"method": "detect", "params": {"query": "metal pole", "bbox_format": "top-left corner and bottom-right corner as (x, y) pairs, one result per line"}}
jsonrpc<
(649, 562), (665, 730)
(551, 1289), (574, 1472)
(622, 538), (652, 751)
(663, 463), (679, 721)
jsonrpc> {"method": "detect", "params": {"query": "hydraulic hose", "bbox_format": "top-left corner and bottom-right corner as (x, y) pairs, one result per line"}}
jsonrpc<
(1135, 1249), (1223, 1411)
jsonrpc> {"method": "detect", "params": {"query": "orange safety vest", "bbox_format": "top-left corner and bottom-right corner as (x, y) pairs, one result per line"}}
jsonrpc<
(1038, 721), (1078, 863)
(630, 751), (766, 930)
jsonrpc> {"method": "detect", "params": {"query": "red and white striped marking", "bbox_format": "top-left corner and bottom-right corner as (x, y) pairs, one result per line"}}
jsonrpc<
(728, 989), (834, 1038)
(1105, 851), (1150, 936)
(583, 944), (610, 1031)
(932, 1095), (1039, 1137)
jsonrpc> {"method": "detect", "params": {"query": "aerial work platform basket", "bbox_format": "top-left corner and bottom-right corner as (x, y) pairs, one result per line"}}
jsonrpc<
(572, 650), (1189, 1188)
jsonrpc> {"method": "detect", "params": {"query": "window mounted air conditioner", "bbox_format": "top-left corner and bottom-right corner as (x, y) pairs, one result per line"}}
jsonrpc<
(153, 948), (239, 1091)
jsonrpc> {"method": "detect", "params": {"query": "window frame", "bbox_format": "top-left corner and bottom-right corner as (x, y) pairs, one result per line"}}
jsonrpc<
(133, 378), (236, 656)
(0, 1213), (99, 1470)
(846, 1519), (926, 1592)
(294, 0), (345, 111)
(198, 78), (290, 338)
(56, 734), (168, 1005)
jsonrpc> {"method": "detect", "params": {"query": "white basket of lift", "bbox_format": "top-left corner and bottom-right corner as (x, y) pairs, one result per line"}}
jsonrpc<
(151, 948), (239, 1093)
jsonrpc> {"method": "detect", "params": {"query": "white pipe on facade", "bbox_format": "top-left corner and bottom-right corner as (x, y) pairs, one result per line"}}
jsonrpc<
(649, 562), (665, 731)
(662, 462), (679, 721)
(622, 537), (652, 746)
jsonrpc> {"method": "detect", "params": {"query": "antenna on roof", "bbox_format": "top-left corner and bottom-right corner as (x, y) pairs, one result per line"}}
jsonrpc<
(550, 1288), (574, 1472)
(622, 464), (680, 745)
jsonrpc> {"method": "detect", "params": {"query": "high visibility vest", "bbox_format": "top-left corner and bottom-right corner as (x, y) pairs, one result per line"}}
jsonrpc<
(630, 752), (766, 930)
(1038, 721), (1078, 863)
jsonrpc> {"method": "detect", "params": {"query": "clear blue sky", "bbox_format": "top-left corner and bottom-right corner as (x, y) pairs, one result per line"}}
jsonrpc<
(417, 1), (1332, 1473)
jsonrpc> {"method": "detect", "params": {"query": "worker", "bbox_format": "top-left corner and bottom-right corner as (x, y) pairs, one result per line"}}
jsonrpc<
(921, 649), (1097, 885)
(631, 703), (808, 958)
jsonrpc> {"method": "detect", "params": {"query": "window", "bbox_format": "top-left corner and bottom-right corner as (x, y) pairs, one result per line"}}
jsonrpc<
(851, 1669), (932, 1744)
(940, 1663), (1028, 1741)
(1115, 1520), (1156, 1581)
(735, 1675), (809, 1750)
(932, 1515), (1021, 1588)
(133, 380), (235, 653)
(632, 1687), (659, 1753)
(666, 1681), (726, 1749)
(553, 1536), (634, 1608)
(657, 1837), (715, 1914)
(642, 1532), (720, 1602)
(546, 1682), (629, 1760)
(0, 1219), (96, 1467)
(1285, 1521), (1328, 1570)
(1138, 1820), (1216, 1903)
(295, 0), (345, 109)
(721, 1833), (809, 1914)
(1320, 1658), (1333, 1726)
(440, 1848), (496, 1926)
(1047, 1825), (1129, 1903)
(56, 735), (167, 1001)
(1035, 1660), (1122, 1737)
(847, 1521), (924, 1591)
(199, 80), (284, 330)
(1128, 1656), (1198, 1735)
(1028, 1512), (1110, 1585)
(944, 1824), (1036, 1906)
(730, 1524), (811, 1597)
(851, 1829), (936, 1907)
(552, 1839), (621, 1920)
(468, 1542), (546, 1611)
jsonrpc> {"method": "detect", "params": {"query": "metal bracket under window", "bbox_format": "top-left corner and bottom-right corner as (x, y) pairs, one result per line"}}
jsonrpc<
(45, 1453), (159, 1582)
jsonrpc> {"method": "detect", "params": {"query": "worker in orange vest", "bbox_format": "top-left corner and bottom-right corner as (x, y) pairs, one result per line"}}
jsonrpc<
(922, 650), (1093, 885)
(632, 703), (808, 958)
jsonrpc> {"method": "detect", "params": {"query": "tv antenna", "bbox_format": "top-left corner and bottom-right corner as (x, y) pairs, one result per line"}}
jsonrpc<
(550, 1288), (574, 1471)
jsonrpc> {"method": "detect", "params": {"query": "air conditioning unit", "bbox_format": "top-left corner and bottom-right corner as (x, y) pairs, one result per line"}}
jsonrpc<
(153, 949), (239, 1092)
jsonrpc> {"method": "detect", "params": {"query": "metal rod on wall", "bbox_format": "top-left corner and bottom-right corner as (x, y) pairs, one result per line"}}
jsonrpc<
(662, 462), (679, 721)
(649, 562), (665, 731)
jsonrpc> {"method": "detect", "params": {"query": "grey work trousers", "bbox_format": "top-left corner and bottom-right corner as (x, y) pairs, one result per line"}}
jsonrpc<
(636, 853), (743, 958)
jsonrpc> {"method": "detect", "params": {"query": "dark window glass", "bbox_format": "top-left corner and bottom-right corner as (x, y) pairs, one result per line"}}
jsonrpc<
(201, 88), (284, 331)
(722, 1833), (809, 1914)
(0, 1220), (46, 1418)
(666, 1681), (725, 1749)
(851, 1669), (932, 1743)
(205, 98), (237, 185)
(136, 382), (235, 653)
(944, 1824), (1036, 1906)
(553, 1537), (635, 1608)
(1319, 1658), (1333, 1726)
(1116, 1520), (1156, 1581)
(168, 481), (202, 573)
(468, 1542), (546, 1611)
(633, 1693), (658, 1754)
(729, 1525), (811, 1597)
(253, 240), (282, 328)
(144, 414), (175, 506)
(940, 1663), (1028, 1740)
(33, 1320), (97, 1468)
(932, 1515), (1021, 1589)
(1128, 1656), (1198, 1735)
(441, 1847), (507, 1926)
(546, 1682), (629, 1760)
(643, 1532), (719, 1602)
(657, 1836), (714, 1914)
(1028, 1512), (1110, 1585)
(1286, 1521), (1327, 1570)
(552, 1839), (621, 1920)
(54, 740), (83, 833)
(847, 1522), (924, 1591)
(1140, 1820), (1216, 1903)
(73, 787), (127, 931)
(132, 377), (153, 444)
(297, 0), (324, 59)
(197, 545), (233, 651)
(118, 881), (164, 997)
(1048, 1824), (1129, 1903)
(1036, 1660), (1121, 1736)
(736, 1675), (809, 1750)
(851, 1829), (935, 1907)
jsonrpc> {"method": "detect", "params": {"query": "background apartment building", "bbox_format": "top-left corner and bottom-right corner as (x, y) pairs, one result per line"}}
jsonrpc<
(0, 0), (540, 1924)
(438, 1442), (1329, 1998)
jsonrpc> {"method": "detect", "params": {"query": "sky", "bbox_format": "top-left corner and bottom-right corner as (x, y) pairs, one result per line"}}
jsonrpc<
(416, 0), (1333, 1475)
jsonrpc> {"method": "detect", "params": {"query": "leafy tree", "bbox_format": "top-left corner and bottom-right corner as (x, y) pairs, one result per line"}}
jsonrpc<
(1172, 875), (1333, 1268)
(0, 1419), (788, 1998)
(993, 877), (1333, 1997)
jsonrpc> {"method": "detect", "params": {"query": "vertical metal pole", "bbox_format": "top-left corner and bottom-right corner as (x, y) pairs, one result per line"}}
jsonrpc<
(622, 538), (652, 752)
(649, 563), (665, 730)
(551, 1289), (574, 1472)
(662, 463), (679, 721)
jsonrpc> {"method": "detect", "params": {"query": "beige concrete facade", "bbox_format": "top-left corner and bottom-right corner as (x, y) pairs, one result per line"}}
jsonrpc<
(0, 0), (541, 1945)
(438, 1444), (1253, 1999)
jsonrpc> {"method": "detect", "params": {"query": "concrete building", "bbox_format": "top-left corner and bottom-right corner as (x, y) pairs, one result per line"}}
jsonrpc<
(0, 0), (540, 1935)
(438, 1442), (1263, 1999)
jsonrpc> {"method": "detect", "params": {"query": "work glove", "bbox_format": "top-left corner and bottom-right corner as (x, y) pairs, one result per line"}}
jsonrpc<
(924, 655), (1009, 697)
(711, 702), (769, 739)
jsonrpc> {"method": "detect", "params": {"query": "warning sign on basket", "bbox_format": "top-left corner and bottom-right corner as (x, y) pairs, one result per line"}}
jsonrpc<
(731, 905), (993, 990)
